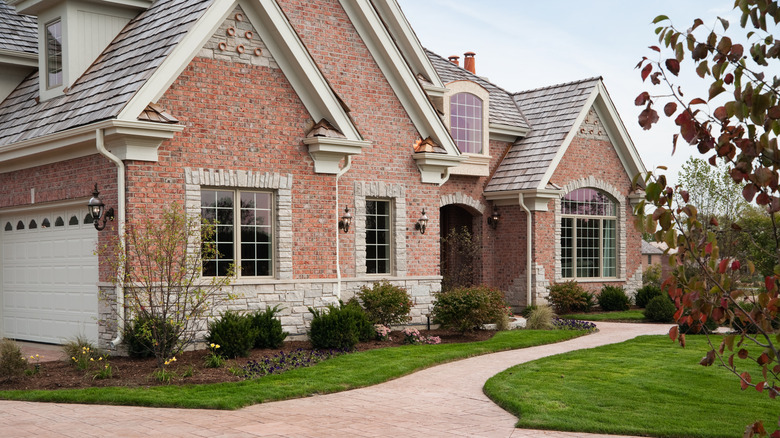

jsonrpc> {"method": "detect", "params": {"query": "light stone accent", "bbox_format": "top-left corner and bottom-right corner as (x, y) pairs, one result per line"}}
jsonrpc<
(626, 265), (643, 297)
(439, 192), (486, 214)
(578, 108), (610, 141)
(507, 262), (550, 310)
(97, 285), (119, 351)
(553, 177), (627, 283)
(199, 5), (278, 69)
(353, 181), (407, 277)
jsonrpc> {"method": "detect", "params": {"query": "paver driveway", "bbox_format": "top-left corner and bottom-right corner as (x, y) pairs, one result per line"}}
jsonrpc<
(2, 322), (671, 437)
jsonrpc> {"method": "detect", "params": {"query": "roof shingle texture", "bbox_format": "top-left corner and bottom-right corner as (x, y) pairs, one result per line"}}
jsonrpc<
(425, 49), (529, 131)
(0, 0), (36, 55)
(0, 0), (211, 147)
(485, 77), (601, 192)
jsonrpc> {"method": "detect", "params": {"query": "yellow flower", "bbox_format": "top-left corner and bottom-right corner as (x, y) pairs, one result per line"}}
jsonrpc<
(215, 344), (220, 349)
(98, 357), (103, 361)
(71, 357), (76, 361)
(210, 343), (215, 348)
(90, 358), (94, 362)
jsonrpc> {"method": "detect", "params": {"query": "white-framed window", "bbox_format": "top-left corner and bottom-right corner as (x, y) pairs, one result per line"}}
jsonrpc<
(45, 19), (63, 89)
(560, 188), (617, 279)
(201, 188), (274, 277)
(366, 199), (392, 275)
(450, 92), (483, 154)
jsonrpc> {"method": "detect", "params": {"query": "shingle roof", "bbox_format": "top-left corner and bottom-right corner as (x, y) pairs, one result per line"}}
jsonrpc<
(641, 240), (664, 255)
(0, 0), (211, 147)
(485, 77), (601, 192)
(425, 49), (529, 130)
(0, 0), (37, 55)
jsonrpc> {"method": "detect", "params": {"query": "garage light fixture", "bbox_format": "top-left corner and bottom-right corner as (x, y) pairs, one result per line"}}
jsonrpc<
(415, 208), (428, 234)
(338, 206), (352, 233)
(487, 206), (500, 230)
(87, 183), (114, 231)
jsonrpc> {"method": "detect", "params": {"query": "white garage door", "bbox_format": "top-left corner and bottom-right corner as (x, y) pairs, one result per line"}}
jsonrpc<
(1, 207), (99, 344)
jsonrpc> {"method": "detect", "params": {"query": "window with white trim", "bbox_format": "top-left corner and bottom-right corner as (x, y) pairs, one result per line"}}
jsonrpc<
(366, 199), (391, 274)
(561, 188), (617, 279)
(201, 189), (273, 277)
(450, 92), (483, 154)
(45, 19), (62, 89)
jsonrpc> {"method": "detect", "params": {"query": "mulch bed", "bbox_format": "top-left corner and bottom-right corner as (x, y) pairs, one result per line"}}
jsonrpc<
(1, 329), (494, 391)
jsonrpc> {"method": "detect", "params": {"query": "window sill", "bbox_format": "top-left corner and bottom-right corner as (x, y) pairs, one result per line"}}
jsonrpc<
(560, 277), (625, 283)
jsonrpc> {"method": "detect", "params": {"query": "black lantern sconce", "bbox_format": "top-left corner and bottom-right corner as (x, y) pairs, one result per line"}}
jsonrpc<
(87, 183), (115, 231)
(415, 208), (429, 234)
(487, 206), (500, 230)
(338, 206), (352, 233)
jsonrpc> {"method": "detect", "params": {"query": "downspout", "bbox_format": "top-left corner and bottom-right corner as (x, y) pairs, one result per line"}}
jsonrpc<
(335, 156), (353, 299)
(95, 128), (126, 348)
(519, 193), (532, 307)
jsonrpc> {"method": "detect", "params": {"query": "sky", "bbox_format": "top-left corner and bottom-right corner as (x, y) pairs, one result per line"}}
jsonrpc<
(396, 0), (737, 184)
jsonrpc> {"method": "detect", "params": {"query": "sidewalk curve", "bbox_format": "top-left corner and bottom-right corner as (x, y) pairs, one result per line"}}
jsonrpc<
(2, 322), (671, 437)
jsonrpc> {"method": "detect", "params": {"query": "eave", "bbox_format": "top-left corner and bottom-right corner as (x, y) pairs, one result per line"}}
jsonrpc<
(485, 188), (563, 211)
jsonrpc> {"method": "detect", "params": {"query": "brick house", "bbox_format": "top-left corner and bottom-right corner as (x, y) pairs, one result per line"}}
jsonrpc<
(0, 0), (646, 348)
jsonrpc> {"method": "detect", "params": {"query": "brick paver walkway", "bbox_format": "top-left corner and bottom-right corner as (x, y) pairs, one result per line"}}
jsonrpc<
(3, 322), (671, 437)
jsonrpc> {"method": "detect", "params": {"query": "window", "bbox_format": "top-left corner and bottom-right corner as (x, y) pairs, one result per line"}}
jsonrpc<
(648, 254), (652, 264)
(450, 92), (483, 154)
(366, 199), (391, 274)
(45, 20), (63, 89)
(201, 189), (273, 277)
(561, 188), (617, 279)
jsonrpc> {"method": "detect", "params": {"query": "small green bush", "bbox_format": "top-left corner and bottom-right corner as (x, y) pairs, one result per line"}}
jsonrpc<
(0, 339), (26, 382)
(581, 291), (597, 312)
(309, 301), (375, 350)
(520, 305), (537, 319)
(124, 315), (179, 359)
(598, 286), (631, 311)
(635, 284), (663, 308)
(547, 281), (587, 314)
(432, 286), (507, 332)
(644, 295), (676, 322)
(356, 281), (413, 326)
(251, 305), (288, 349)
(206, 310), (259, 358)
(525, 305), (556, 330)
(643, 264), (661, 287)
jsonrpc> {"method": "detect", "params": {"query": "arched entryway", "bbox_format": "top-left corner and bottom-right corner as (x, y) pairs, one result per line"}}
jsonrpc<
(440, 204), (481, 291)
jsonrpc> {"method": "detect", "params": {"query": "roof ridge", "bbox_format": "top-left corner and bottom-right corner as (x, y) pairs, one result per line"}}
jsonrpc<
(513, 76), (602, 96)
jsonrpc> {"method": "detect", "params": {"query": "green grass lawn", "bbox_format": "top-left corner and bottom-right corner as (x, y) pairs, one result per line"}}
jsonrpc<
(484, 335), (777, 438)
(0, 329), (584, 410)
(560, 309), (646, 321)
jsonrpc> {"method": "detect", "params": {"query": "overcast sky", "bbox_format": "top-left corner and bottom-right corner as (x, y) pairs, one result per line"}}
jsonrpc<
(396, 0), (736, 184)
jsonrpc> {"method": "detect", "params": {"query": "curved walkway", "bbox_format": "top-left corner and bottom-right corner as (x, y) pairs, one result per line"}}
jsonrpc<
(3, 322), (671, 437)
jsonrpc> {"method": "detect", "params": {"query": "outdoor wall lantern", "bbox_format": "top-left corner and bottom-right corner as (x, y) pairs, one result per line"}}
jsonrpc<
(87, 183), (115, 231)
(415, 208), (428, 234)
(338, 206), (352, 233)
(487, 206), (500, 230)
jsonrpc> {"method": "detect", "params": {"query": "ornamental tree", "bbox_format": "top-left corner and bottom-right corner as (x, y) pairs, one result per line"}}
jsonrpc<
(635, 1), (780, 436)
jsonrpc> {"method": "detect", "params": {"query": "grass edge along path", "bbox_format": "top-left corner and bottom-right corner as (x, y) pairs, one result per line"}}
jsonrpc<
(560, 309), (646, 322)
(484, 335), (777, 438)
(0, 329), (585, 410)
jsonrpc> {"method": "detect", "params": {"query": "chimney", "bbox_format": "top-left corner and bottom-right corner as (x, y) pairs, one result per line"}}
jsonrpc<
(448, 55), (460, 66)
(463, 52), (476, 74)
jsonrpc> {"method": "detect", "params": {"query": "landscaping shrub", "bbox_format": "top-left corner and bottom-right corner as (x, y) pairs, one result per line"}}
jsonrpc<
(525, 305), (556, 330)
(356, 281), (413, 326)
(206, 310), (259, 358)
(598, 285), (631, 311)
(520, 304), (537, 319)
(643, 264), (661, 287)
(635, 284), (663, 308)
(644, 295), (676, 322)
(547, 281), (587, 314)
(0, 339), (26, 382)
(124, 315), (179, 359)
(251, 305), (288, 349)
(581, 290), (597, 312)
(432, 286), (507, 332)
(308, 301), (375, 350)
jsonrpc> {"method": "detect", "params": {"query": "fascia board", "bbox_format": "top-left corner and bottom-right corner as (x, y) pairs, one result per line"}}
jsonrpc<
(0, 49), (37, 67)
(536, 87), (599, 190)
(489, 122), (528, 142)
(370, 0), (445, 88)
(485, 189), (562, 211)
(339, 0), (460, 157)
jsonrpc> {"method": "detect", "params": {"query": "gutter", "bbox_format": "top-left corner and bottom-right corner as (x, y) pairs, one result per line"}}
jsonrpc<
(95, 128), (127, 348)
(334, 155), (353, 299)
(519, 193), (532, 307)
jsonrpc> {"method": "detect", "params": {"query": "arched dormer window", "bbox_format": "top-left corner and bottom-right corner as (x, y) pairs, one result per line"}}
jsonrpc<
(561, 188), (617, 279)
(450, 92), (483, 154)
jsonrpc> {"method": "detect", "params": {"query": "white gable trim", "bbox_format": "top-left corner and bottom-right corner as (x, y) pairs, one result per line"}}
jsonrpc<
(119, 0), (363, 141)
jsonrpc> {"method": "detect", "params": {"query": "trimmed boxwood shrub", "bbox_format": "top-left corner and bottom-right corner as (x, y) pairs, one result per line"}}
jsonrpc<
(432, 286), (507, 332)
(635, 284), (663, 308)
(598, 285), (631, 311)
(644, 295), (676, 322)
(356, 281), (413, 326)
(308, 301), (375, 350)
(124, 315), (179, 359)
(0, 339), (26, 382)
(251, 305), (288, 349)
(206, 310), (259, 358)
(547, 281), (587, 314)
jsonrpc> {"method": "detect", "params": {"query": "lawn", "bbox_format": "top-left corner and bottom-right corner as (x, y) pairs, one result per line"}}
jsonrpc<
(484, 335), (777, 438)
(559, 309), (646, 321)
(0, 329), (584, 410)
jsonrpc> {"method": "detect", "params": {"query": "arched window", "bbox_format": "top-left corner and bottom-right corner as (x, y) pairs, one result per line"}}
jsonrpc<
(55, 216), (65, 227)
(29, 219), (37, 229)
(450, 92), (483, 154)
(4, 222), (11, 231)
(84, 214), (94, 224)
(42, 218), (51, 228)
(69, 215), (79, 225)
(561, 188), (617, 278)
(16, 220), (24, 230)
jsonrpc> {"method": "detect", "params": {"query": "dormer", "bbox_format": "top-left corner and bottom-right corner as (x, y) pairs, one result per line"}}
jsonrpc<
(9, 0), (151, 101)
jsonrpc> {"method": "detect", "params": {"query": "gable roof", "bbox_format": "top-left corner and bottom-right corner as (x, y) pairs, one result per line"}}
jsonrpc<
(641, 240), (664, 255)
(486, 78), (600, 192)
(0, 0), (36, 56)
(425, 49), (529, 131)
